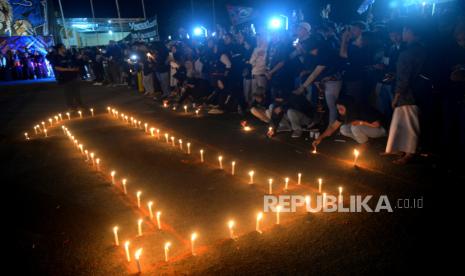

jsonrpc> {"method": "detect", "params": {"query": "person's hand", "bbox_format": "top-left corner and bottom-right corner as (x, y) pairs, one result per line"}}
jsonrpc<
(312, 138), (321, 148)
(267, 127), (275, 138)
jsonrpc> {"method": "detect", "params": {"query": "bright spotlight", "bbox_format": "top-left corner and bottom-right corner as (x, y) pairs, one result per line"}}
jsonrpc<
(193, 26), (207, 37)
(269, 18), (282, 29)
(193, 27), (203, 36)
(108, 30), (113, 35)
(130, 54), (138, 60)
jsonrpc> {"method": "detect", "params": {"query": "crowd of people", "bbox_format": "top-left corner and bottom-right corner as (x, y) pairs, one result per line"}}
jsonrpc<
(46, 10), (464, 166)
(0, 49), (51, 81)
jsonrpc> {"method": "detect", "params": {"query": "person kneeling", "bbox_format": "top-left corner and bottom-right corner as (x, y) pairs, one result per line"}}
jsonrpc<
(313, 97), (386, 148)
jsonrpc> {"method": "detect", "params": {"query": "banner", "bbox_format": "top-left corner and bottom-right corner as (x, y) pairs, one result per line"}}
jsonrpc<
(0, 0), (45, 36)
(226, 5), (256, 25)
(0, 35), (53, 55)
(128, 16), (159, 42)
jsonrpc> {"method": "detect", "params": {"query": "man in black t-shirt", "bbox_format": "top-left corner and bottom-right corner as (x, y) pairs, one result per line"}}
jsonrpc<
(313, 97), (386, 147)
(49, 43), (84, 110)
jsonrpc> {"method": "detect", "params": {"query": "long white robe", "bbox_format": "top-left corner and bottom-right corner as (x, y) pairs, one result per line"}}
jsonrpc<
(385, 105), (420, 154)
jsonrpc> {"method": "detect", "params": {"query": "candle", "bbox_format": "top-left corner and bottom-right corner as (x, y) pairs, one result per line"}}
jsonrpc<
(44, 129), (47, 137)
(124, 241), (131, 262)
(165, 133), (169, 143)
(284, 177), (289, 191)
(218, 155), (223, 169)
(110, 171), (116, 184)
(256, 212), (263, 233)
(147, 201), (154, 219)
(156, 129), (160, 139)
(243, 126), (252, 132)
(312, 144), (317, 154)
(184, 105), (188, 113)
(135, 248), (142, 273)
(187, 142), (191, 154)
(24, 132), (29, 140)
(78, 110), (82, 118)
(179, 139), (183, 150)
(298, 173), (302, 185)
(353, 149), (359, 166)
(33, 126), (38, 135)
(276, 205), (281, 224)
(41, 121), (45, 130)
(66, 112), (70, 120)
(90, 152), (95, 166)
(144, 123), (148, 133)
(48, 118), (53, 127)
(107, 107), (111, 114)
(228, 220), (235, 239)
(164, 242), (171, 262)
(231, 161), (236, 175)
(171, 136), (175, 147)
(54, 116), (59, 123)
(318, 178), (322, 193)
(122, 178), (127, 194)
(113, 226), (119, 246)
(84, 150), (89, 161)
(268, 178), (273, 194)
(136, 191), (142, 208)
(96, 158), (100, 170)
(248, 170), (254, 184)
(195, 109), (199, 116)
(191, 232), (197, 255)
(137, 218), (143, 236)
(163, 101), (168, 108)
(138, 121), (142, 129)
(90, 108), (94, 117)
(58, 113), (62, 121)
(200, 149), (204, 163)
(150, 127), (154, 136)
(156, 211), (162, 229)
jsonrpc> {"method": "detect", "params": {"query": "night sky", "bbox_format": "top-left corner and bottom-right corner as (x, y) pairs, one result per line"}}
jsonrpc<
(58, 0), (368, 37)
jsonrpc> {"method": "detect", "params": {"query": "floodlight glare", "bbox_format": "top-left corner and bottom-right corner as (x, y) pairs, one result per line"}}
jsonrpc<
(108, 30), (113, 35)
(193, 26), (207, 37)
(193, 27), (203, 36)
(130, 54), (138, 60)
(269, 18), (282, 29)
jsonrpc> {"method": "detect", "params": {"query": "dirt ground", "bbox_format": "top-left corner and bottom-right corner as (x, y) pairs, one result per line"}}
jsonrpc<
(2, 81), (452, 275)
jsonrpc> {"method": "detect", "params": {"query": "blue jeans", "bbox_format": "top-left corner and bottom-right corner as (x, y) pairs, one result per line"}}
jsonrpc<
(340, 124), (386, 144)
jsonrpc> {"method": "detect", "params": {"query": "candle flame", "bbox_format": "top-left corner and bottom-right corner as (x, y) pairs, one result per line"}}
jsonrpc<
(191, 232), (197, 241)
(228, 220), (235, 229)
(354, 149), (359, 157)
(135, 248), (142, 260)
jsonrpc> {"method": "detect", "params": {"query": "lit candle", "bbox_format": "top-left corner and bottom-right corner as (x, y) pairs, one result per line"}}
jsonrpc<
(136, 191), (142, 208)
(24, 132), (29, 140)
(137, 218), (143, 236)
(54, 116), (59, 123)
(110, 171), (116, 184)
(284, 177), (289, 191)
(147, 201), (154, 219)
(107, 106), (111, 114)
(41, 121), (45, 130)
(276, 205), (281, 224)
(138, 121), (142, 129)
(90, 108), (94, 117)
(48, 118), (53, 126)
(191, 232), (197, 255)
(318, 178), (322, 193)
(187, 142), (191, 154)
(195, 109), (199, 116)
(156, 129), (160, 139)
(156, 211), (162, 229)
(78, 110), (82, 118)
(164, 242), (171, 262)
(150, 127), (154, 136)
(84, 150), (89, 161)
(171, 136), (175, 146)
(163, 101), (168, 108)
(298, 173), (302, 185)
(165, 133), (169, 143)
(231, 161), (236, 175)
(96, 158), (100, 170)
(144, 123), (148, 133)
(353, 149), (359, 166)
(312, 144), (317, 154)
(124, 241), (131, 262)
(179, 139), (183, 150)
(33, 126), (38, 135)
(122, 178), (127, 194)
(135, 248), (142, 273)
(200, 149), (204, 163)
(218, 155), (223, 169)
(90, 152), (95, 166)
(113, 226), (119, 246)
(184, 105), (188, 113)
(268, 178), (273, 194)
(228, 220), (235, 239)
(243, 126), (251, 132)
(44, 129), (47, 137)
(66, 112), (70, 120)
(248, 170), (254, 184)
(256, 212), (263, 233)
(58, 113), (63, 121)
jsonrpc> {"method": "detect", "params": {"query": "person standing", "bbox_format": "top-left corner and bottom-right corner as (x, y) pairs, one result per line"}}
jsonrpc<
(49, 43), (84, 111)
(384, 23), (427, 164)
